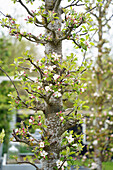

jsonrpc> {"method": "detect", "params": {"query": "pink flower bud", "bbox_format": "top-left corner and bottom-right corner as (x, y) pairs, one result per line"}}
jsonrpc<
(38, 115), (41, 119)
(30, 116), (34, 120)
(38, 122), (42, 126)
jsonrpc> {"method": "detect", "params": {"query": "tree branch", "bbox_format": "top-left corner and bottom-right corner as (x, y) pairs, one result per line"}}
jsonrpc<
(17, 160), (40, 170)
(58, 157), (67, 170)
(85, 5), (97, 14)
(0, 69), (36, 110)
(64, 0), (85, 9)
(56, 27), (73, 44)
(26, 58), (44, 79)
(103, 14), (113, 26)
(2, 23), (46, 44)
(70, 38), (82, 48)
(12, 129), (31, 145)
(0, 67), (20, 97)
(54, 0), (62, 12)
(65, 107), (75, 116)
(0, 10), (6, 17)
(102, 0), (111, 16)
(17, 0), (42, 25)
(25, 88), (46, 101)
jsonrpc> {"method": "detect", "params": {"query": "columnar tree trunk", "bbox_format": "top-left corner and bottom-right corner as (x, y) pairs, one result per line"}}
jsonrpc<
(85, 1), (113, 170)
(42, 1), (63, 169)
(94, 6), (102, 170)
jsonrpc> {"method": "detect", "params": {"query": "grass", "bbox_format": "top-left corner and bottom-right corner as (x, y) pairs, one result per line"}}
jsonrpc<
(102, 162), (113, 170)
(71, 159), (113, 170)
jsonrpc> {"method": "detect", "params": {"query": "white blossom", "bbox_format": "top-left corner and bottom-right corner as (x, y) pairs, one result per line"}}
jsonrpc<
(91, 162), (98, 169)
(15, 129), (19, 133)
(90, 114), (94, 117)
(93, 140), (98, 146)
(53, 74), (60, 81)
(45, 86), (51, 92)
(52, 53), (61, 61)
(109, 111), (113, 116)
(29, 119), (32, 123)
(101, 128), (105, 131)
(84, 83), (87, 87)
(111, 148), (113, 152)
(63, 161), (67, 167)
(82, 155), (87, 160)
(37, 86), (41, 90)
(80, 88), (85, 92)
(60, 116), (64, 121)
(93, 92), (99, 97)
(90, 130), (94, 133)
(18, 71), (24, 76)
(109, 121), (113, 125)
(54, 91), (62, 97)
(40, 150), (48, 158)
(107, 94), (111, 99)
(30, 65), (35, 72)
(91, 108), (94, 111)
(106, 120), (113, 125)
(56, 160), (63, 168)
(92, 74), (95, 79)
(66, 135), (74, 143)
(39, 142), (44, 148)
(99, 121), (102, 125)
(48, 66), (53, 71)
(52, 65), (56, 68)
(89, 145), (93, 149)
(56, 160), (67, 169)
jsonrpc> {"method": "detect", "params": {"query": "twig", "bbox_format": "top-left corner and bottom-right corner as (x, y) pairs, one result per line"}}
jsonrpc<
(64, 0), (85, 9)
(66, 107), (75, 116)
(0, 67), (20, 97)
(71, 38), (82, 48)
(12, 129), (30, 145)
(58, 157), (67, 170)
(103, 14), (113, 26)
(85, 6), (97, 14)
(17, 160), (39, 170)
(2, 24), (46, 45)
(26, 58), (44, 79)
(0, 11), (6, 17)
(17, 0), (42, 25)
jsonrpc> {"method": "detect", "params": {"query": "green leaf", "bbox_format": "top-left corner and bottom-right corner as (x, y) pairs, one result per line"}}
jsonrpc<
(89, 42), (95, 46)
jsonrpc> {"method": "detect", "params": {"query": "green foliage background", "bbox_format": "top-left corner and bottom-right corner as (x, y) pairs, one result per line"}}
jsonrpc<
(0, 36), (14, 153)
(0, 36), (40, 153)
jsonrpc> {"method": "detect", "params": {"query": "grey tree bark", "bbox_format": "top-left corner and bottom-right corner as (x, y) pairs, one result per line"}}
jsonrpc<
(42, 0), (63, 169)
